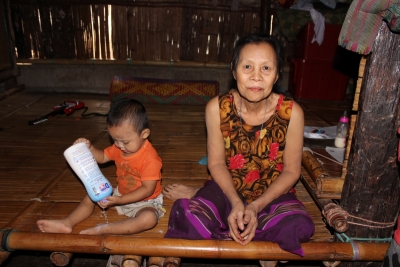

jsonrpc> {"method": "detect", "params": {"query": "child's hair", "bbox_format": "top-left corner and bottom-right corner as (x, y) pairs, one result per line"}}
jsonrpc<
(107, 98), (149, 133)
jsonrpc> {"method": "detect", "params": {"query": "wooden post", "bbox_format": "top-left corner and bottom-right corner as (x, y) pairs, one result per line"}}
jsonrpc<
(260, 0), (271, 35)
(339, 22), (400, 266)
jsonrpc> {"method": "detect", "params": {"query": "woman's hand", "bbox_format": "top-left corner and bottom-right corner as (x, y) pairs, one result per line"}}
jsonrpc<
(227, 200), (258, 245)
(239, 203), (258, 245)
(227, 200), (245, 243)
(73, 138), (91, 148)
(97, 195), (122, 209)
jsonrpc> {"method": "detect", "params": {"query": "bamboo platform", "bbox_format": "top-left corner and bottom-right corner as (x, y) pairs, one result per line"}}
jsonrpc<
(0, 91), (388, 266)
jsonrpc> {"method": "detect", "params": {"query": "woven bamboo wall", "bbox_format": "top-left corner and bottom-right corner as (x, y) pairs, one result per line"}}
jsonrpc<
(10, 0), (273, 62)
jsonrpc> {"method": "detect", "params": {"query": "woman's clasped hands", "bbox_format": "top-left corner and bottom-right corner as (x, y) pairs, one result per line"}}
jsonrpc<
(228, 201), (259, 245)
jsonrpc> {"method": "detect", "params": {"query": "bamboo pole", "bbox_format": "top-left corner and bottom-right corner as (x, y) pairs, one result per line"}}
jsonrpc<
(163, 257), (181, 267)
(1, 231), (388, 261)
(122, 255), (142, 267)
(50, 252), (73, 266)
(148, 257), (165, 267)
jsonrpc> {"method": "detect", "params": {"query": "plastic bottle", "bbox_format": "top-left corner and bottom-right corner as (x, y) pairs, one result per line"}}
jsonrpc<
(334, 111), (349, 148)
(63, 142), (113, 202)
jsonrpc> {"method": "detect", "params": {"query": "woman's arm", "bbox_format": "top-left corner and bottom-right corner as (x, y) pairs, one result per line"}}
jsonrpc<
(205, 97), (241, 203)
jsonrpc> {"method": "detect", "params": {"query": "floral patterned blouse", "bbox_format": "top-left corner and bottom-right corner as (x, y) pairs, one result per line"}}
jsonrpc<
(217, 90), (293, 204)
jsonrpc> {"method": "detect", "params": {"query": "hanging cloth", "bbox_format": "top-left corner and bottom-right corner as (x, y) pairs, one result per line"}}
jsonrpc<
(339, 0), (400, 55)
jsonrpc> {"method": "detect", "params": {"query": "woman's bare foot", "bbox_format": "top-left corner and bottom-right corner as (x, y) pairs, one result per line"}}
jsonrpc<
(37, 219), (73, 233)
(162, 184), (200, 201)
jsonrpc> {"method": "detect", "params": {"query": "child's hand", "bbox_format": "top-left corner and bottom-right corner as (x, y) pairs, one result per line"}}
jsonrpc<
(74, 138), (91, 148)
(97, 195), (122, 208)
(97, 198), (110, 209)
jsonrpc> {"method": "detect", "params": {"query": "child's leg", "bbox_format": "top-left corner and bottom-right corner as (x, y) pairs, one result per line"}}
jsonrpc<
(80, 207), (158, 235)
(37, 195), (96, 233)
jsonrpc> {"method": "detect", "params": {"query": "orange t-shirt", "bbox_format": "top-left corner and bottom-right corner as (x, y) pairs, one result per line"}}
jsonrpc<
(104, 140), (162, 200)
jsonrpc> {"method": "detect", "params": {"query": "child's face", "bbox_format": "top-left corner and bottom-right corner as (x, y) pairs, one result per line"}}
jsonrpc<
(107, 120), (148, 156)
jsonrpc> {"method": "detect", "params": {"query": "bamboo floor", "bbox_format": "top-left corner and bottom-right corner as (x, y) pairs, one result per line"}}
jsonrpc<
(0, 91), (354, 267)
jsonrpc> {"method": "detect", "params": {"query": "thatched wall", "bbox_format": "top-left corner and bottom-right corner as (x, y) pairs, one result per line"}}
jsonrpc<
(10, 0), (280, 63)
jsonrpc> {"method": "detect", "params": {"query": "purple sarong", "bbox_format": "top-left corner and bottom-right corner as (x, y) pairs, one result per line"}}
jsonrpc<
(165, 180), (315, 256)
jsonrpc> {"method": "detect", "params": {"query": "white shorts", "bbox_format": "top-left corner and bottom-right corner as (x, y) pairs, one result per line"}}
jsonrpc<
(113, 187), (166, 219)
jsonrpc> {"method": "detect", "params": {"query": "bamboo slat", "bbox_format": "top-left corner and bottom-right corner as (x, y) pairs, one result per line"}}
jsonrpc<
(72, 6), (91, 59)
(243, 11), (260, 34)
(99, 4), (108, 59)
(352, 56), (367, 111)
(341, 114), (358, 179)
(170, 8), (182, 61)
(358, 56), (366, 78)
(0, 90), (361, 263)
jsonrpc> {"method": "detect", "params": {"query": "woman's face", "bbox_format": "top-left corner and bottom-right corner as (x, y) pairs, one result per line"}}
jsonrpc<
(233, 43), (279, 103)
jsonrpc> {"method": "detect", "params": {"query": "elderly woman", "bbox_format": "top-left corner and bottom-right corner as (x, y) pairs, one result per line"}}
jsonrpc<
(163, 33), (315, 260)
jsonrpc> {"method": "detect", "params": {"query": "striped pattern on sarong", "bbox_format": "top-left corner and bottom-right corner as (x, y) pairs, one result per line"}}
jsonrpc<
(165, 180), (315, 256)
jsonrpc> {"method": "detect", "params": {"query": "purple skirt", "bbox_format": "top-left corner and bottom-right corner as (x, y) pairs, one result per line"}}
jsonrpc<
(164, 180), (315, 256)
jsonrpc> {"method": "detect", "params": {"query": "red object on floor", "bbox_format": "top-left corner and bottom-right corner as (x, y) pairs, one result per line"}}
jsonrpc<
(289, 58), (349, 101)
(295, 22), (343, 61)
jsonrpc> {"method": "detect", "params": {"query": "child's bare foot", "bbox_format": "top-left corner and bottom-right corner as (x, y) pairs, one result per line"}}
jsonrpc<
(162, 184), (200, 201)
(37, 219), (73, 233)
(79, 224), (108, 235)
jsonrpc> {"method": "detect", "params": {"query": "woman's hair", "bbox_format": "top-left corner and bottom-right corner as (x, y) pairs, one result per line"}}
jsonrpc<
(230, 33), (284, 91)
(107, 98), (149, 133)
